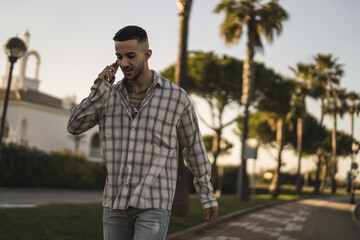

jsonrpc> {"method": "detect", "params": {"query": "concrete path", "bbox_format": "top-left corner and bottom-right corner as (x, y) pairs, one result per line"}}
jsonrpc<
(0, 188), (102, 208)
(167, 195), (360, 240)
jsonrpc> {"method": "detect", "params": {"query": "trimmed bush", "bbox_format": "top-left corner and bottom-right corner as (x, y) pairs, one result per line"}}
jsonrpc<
(0, 143), (106, 189)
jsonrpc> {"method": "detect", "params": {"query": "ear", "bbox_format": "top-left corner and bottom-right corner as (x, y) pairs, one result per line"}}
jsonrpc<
(145, 49), (152, 60)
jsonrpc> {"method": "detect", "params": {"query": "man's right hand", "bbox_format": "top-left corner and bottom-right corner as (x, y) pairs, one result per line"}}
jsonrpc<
(205, 206), (218, 222)
(98, 62), (118, 85)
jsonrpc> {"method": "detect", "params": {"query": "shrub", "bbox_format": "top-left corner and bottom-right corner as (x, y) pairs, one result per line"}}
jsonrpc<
(0, 143), (106, 189)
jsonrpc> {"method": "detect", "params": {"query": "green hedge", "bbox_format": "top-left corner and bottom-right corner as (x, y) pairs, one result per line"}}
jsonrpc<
(0, 143), (311, 192)
(0, 143), (106, 189)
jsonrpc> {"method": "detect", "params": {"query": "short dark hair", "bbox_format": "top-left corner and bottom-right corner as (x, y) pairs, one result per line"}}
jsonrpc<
(113, 25), (148, 44)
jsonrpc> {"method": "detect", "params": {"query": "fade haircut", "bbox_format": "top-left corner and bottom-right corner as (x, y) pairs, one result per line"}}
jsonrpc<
(113, 26), (148, 47)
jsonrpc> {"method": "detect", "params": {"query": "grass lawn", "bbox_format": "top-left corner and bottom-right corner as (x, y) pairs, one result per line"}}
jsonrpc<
(0, 190), (345, 240)
(0, 203), (103, 240)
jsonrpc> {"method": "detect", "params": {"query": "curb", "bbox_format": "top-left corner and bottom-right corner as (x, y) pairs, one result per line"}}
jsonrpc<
(166, 200), (294, 240)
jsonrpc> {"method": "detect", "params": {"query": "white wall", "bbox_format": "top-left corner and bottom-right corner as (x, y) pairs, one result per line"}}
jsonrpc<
(0, 99), (101, 162)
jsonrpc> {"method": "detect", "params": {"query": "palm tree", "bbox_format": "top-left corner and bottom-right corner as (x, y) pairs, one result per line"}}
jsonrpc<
(312, 54), (344, 124)
(172, 0), (193, 217)
(311, 53), (343, 194)
(268, 114), (286, 197)
(289, 63), (313, 194)
(256, 77), (294, 198)
(174, 0), (192, 88)
(214, 0), (288, 201)
(324, 88), (348, 194)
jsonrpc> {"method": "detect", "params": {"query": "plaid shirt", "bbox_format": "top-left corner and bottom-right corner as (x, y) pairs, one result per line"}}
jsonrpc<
(67, 71), (217, 210)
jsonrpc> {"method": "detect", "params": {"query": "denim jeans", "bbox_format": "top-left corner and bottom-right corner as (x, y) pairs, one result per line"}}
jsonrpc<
(103, 207), (171, 240)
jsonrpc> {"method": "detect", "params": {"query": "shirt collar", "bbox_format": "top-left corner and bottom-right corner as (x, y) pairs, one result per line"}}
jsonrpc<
(115, 70), (162, 90)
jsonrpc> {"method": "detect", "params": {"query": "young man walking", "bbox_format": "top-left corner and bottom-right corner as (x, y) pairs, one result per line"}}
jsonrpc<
(67, 25), (218, 240)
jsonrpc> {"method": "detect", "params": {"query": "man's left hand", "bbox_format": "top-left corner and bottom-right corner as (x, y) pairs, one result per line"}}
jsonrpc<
(204, 206), (218, 222)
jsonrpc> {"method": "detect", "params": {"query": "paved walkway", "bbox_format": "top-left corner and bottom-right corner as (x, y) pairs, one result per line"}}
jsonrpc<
(1, 188), (359, 239)
(168, 195), (360, 240)
(0, 188), (102, 208)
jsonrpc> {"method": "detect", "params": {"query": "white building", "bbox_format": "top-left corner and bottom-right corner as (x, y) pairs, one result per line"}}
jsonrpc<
(0, 32), (102, 162)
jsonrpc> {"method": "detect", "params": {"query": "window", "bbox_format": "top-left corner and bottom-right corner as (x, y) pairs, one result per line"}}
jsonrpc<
(89, 132), (102, 160)
(20, 119), (28, 145)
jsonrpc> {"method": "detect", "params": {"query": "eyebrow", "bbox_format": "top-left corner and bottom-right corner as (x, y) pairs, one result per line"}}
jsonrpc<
(116, 52), (136, 57)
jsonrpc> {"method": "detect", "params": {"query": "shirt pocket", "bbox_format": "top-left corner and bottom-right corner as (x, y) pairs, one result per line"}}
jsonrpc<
(153, 117), (176, 149)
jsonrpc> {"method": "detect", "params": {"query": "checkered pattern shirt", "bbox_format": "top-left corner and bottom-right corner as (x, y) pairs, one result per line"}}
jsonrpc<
(67, 71), (218, 211)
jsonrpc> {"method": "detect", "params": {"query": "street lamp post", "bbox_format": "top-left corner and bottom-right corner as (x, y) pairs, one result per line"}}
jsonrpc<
(0, 37), (27, 156)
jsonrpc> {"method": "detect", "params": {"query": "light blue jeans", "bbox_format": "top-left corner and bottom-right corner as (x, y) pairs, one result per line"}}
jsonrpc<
(103, 207), (171, 240)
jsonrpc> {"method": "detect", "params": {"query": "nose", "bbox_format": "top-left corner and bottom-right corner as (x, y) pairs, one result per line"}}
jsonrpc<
(120, 57), (129, 68)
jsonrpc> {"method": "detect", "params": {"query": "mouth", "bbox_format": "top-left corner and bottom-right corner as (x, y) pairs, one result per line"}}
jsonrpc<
(123, 68), (133, 75)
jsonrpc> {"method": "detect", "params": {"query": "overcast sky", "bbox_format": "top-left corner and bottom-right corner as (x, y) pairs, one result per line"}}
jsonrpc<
(1, 0), (359, 178)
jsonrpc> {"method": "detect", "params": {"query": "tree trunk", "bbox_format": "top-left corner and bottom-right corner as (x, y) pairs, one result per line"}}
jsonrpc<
(314, 110), (325, 194)
(320, 99), (325, 126)
(331, 113), (337, 194)
(174, 0), (192, 88)
(313, 152), (322, 194)
(295, 118), (303, 195)
(172, 0), (193, 216)
(236, 17), (256, 202)
(236, 103), (250, 201)
(320, 158), (328, 192)
(270, 118), (284, 198)
(75, 141), (79, 153)
(171, 147), (190, 216)
(211, 129), (222, 191)
(347, 113), (354, 193)
(215, 165), (224, 198)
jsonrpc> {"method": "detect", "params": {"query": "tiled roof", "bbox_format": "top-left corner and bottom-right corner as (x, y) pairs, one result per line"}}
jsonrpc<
(0, 88), (63, 109)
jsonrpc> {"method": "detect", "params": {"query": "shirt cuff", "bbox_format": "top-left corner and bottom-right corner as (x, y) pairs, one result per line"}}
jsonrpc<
(200, 193), (218, 209)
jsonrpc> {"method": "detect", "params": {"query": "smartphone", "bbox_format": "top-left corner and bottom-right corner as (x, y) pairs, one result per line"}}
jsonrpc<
(113, 61), (119, 71)
(108, 61), (119, 84)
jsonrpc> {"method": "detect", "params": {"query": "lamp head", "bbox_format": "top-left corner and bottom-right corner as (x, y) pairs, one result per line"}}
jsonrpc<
(3, 37), (27, 63)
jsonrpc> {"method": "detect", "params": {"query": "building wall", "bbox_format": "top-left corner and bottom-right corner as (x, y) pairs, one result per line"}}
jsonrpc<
(1, 31), (103, 163)
(0, 99), (102, 162)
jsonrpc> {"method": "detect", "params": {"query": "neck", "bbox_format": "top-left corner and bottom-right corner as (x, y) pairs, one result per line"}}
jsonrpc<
(126, 69), (153, 92)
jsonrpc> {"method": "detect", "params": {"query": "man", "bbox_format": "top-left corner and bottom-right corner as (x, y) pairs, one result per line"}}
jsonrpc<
(67, 25), (218, 240)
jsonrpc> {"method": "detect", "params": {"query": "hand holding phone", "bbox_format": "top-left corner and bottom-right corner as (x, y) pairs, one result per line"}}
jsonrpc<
(112, 61), (119, 72)
(108, 61), (119, 84)
(98, 61), (119, 85)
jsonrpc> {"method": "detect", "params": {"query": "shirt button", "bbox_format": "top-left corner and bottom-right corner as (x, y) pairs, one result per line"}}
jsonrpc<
(131, 128), (135, 131)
